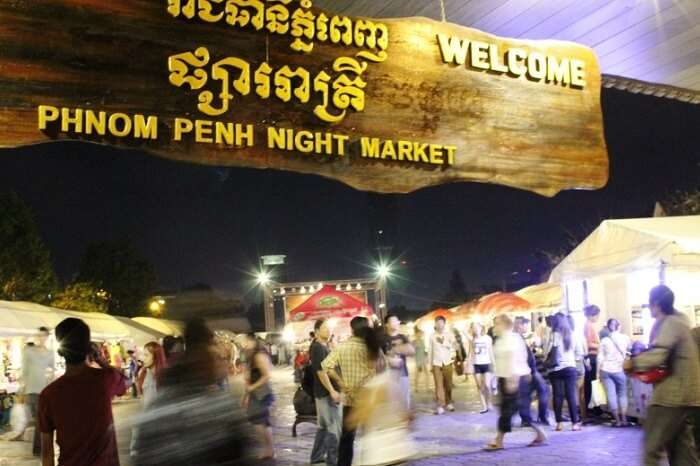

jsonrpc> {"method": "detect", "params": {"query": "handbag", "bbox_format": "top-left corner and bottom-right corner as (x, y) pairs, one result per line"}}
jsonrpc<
(544, 345), (560, 372)
(633, 367), (670, 384)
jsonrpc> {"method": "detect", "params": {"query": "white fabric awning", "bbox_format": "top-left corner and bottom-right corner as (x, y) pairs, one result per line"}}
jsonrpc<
(0, 301), (133, 340)
(549, 216), (700, 283)
(515, 283), (562, 312)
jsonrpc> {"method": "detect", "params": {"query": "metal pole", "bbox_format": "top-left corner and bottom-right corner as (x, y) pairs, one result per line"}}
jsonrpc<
(263, 285), (274, 331)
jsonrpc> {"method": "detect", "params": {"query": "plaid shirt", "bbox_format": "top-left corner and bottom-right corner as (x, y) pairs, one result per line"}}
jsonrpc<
(321, 336), (375, 406)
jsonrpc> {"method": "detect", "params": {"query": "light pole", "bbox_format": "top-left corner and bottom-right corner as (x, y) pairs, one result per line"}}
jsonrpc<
(375, 263), (391, 322)
(256, 270), (276, 331)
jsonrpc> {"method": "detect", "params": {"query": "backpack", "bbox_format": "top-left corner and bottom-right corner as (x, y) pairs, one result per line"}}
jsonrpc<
(301, 361), (315, 397)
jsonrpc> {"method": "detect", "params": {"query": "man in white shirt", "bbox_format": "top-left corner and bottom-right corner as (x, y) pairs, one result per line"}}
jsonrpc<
(14, 327), (54, 456)
(428, 316), (455, 415)
(486, 315), (546, 451)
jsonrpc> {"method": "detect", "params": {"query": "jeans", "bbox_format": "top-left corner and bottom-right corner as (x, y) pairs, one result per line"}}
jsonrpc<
(550, 367), (579, 424)
(311, 396), (342, 466)
(497, 378), (519, 434)
(338, 406), (356, 466)
(600, 371), (628, 414)
(519, 372), (549, 424)
(644, 405), (699, 466)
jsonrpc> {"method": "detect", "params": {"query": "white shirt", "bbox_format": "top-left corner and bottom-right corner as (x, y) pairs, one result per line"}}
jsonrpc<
(22, 345), (54, 394)
(472, 335), (493, 365)
(599, 332), (631, 374)
(429, 330), (455, 367)
(547, 331), (585, 372)
(493, 331), (531, 378)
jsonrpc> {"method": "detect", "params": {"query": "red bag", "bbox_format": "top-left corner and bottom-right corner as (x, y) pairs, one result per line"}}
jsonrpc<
(633, 367), (670, 384)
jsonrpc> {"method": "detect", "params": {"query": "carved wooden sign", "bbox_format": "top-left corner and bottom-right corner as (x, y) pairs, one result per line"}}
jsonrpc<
(0, 1), (608, 196)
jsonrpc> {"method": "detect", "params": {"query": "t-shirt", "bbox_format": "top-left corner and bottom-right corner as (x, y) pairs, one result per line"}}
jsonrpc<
(472, 335), (493, 365)
(384, 333), (410, 377)
(599, 332), (631, 374)
(38, 367), (127, 466)
(310, 340), (332, 399)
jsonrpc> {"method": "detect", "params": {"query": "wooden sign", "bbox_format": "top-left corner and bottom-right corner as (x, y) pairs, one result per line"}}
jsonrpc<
(0, 1), (608, 196)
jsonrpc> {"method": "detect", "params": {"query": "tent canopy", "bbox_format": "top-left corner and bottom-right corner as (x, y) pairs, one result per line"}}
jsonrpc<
(131, 317), (185, 336)
(288, 285), (373, 322)
(475, 292), (530, 316)
(0, 301), (138, 340)
(515, 283), (563, 313)
(550, 216), (700, 283)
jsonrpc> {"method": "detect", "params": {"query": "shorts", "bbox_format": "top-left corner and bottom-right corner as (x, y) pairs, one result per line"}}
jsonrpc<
(474, 364), (491, 374)
(247, 394), (274, 426)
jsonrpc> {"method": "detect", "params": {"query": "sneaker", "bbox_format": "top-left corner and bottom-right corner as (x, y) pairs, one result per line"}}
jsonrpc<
(435, 407), (445, 415)
(446, 403), (455, 412)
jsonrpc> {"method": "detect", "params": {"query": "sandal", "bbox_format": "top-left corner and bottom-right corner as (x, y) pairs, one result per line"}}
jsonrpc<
(483, 443), (504, 451)
(480, 409), (490, 414)
(572, 423), (582, 431)
(555, 423), (564, 431)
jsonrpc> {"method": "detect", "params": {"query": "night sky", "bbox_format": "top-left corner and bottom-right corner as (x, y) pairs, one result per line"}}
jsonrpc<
(1, 88), (698, 310)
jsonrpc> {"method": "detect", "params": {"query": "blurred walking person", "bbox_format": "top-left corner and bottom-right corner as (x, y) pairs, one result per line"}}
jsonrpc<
(242, 333), (275, 460)
(13, 326), (54, 457)
(310, 319), (342, 466)
(382, 314), (414, 411)
(429, 316), (456, 414)
(545, 313), (584, 431)
(38, 318), (127, 466)
(320, 316), (379, 466)
(599, 319), (631, 427)
(627, 285), (700, 466)
(412, 327), (430, 391)
(132, 318), (252, 466)
(485, 315), (547, 451)
(515, 317), (550, 426)
(470, 322), (494, 414)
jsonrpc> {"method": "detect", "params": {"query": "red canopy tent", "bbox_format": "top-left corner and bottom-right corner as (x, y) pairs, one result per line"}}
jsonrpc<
(288, 285), (373, 322)
(474, 292), (531, 317)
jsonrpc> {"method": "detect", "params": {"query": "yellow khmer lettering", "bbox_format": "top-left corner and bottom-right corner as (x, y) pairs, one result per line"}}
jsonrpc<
(168, 47), (371, 123)
(165, 0), (388, 60)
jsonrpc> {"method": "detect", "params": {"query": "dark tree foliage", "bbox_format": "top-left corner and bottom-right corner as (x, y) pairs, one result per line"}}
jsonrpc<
(77, 239), (156, 317)
(0, 191), (57, 303)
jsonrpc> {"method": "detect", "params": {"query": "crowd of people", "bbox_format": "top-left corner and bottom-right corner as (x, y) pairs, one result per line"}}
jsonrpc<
(2, 284), (699, 466)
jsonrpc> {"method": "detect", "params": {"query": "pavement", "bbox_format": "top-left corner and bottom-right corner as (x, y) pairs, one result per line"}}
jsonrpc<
(0, 366), (646, 465)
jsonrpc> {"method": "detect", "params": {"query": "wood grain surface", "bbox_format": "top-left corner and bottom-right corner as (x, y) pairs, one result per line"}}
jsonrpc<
(0, 0), (608, 196)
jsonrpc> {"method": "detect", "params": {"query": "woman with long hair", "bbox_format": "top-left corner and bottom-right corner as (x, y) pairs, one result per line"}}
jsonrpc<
(130, 341), (166, 457)
(242, 333), (275, 460)
(470, 322), (494, 414)
(545, 313), (585, 431)
(136, 342), (166, 407)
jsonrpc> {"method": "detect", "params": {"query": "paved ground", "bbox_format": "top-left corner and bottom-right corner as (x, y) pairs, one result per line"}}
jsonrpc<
(0, 366), (646, 465)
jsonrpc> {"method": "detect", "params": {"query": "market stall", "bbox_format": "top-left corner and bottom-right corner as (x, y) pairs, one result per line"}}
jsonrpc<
(549, 216), (700, 421)
(549, 216), (700, 342)
(283, 285), (374, 342)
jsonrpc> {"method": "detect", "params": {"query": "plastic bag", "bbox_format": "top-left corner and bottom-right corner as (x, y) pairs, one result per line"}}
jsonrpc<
(588, 379), (607, 409)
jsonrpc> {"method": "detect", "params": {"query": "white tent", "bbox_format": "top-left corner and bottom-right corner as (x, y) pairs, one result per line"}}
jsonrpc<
(515, 283), (562, 314)
(0, 301), (162, 341)
(550, 216), (700, 283)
